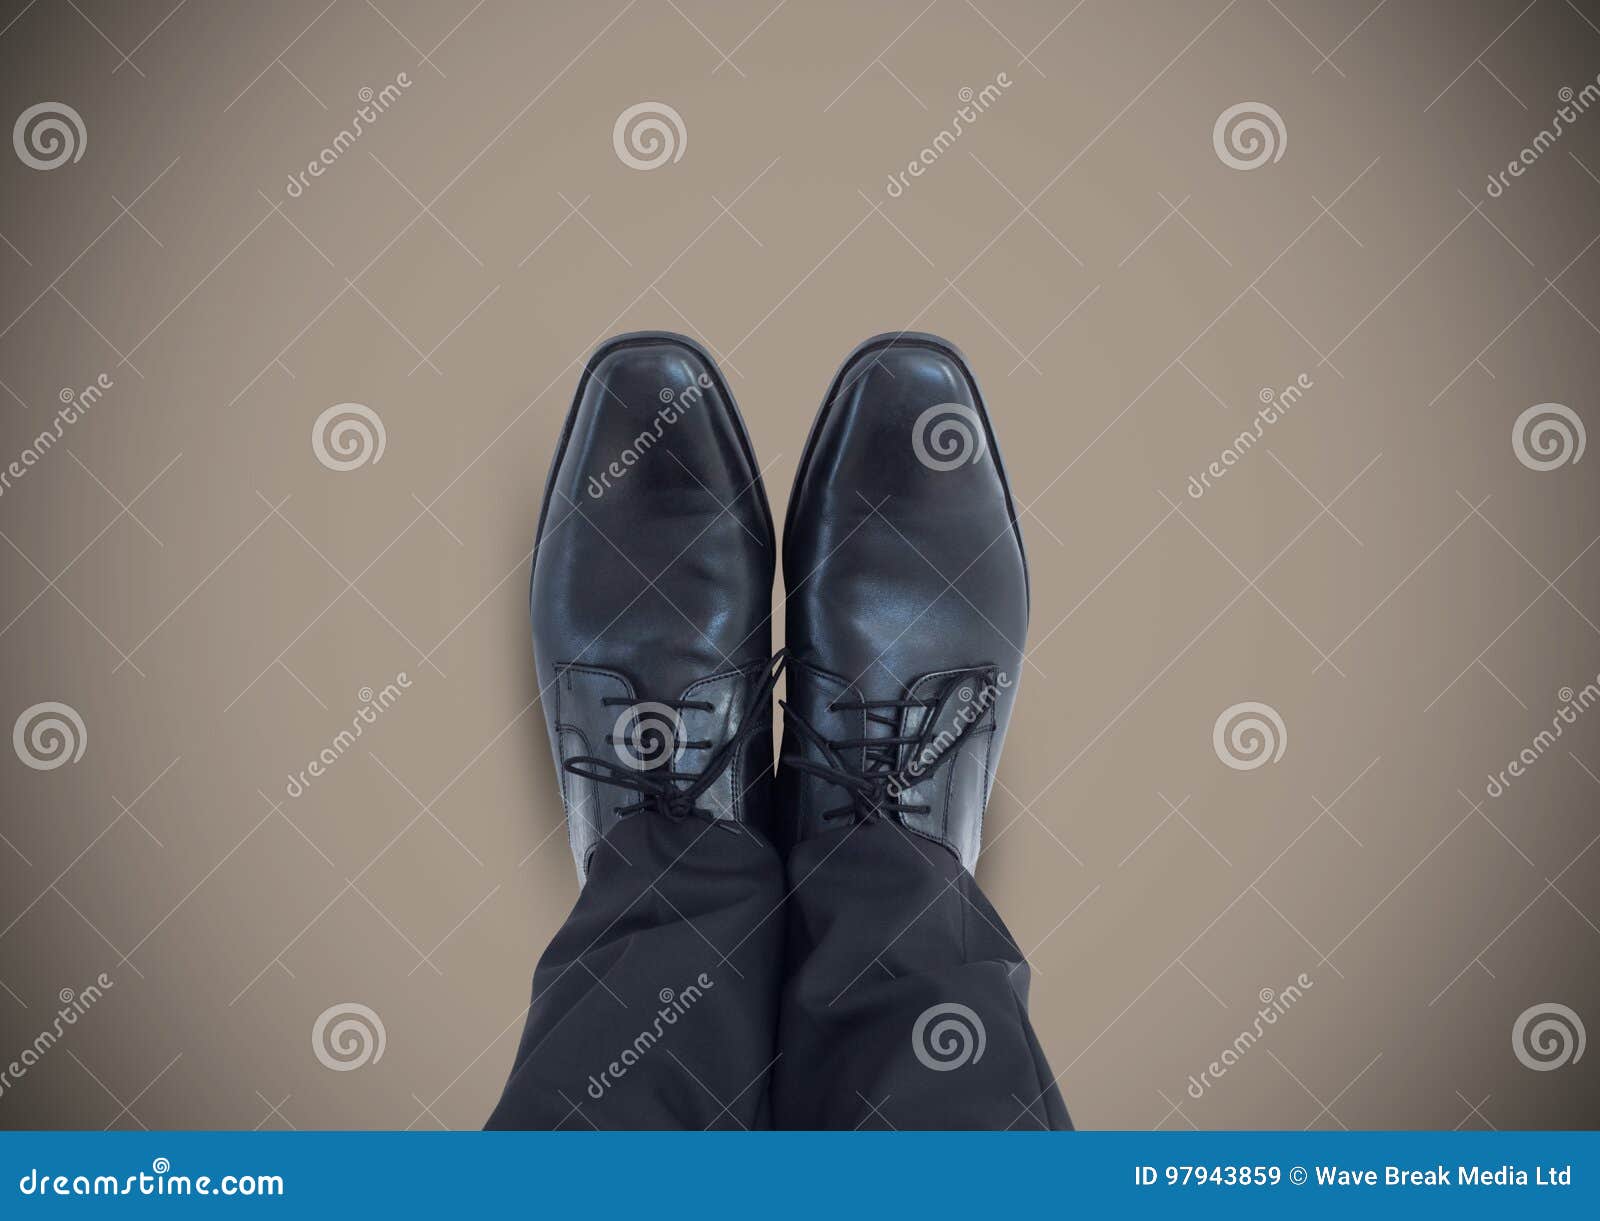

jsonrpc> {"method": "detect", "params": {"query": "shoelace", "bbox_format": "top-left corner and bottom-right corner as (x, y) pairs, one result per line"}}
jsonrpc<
(780, 670), (990, 825)
(563, 651), (786, 824)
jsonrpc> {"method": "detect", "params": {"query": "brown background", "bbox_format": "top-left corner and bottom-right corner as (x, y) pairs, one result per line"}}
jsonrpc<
(2, 0), (1598, 1130)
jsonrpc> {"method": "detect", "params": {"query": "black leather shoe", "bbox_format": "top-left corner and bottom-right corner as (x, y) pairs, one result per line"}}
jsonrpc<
(778, 333), (1027, 871)
(530, 332), (780, 883)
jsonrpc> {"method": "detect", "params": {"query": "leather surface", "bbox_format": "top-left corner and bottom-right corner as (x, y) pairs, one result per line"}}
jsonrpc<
(531, 333), (775, 882)
(778, 334), (1028, 871)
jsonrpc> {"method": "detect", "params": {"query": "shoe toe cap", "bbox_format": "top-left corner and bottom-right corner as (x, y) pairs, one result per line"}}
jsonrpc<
(564, 335), (760, 511)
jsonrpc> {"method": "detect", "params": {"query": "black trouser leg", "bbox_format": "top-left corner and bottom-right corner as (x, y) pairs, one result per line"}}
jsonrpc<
(486, 813), (786, 1130)
(773, 819), (1071, 1130)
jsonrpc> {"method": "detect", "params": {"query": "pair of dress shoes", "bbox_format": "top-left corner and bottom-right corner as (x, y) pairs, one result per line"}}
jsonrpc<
(530, 331), (1028, 880)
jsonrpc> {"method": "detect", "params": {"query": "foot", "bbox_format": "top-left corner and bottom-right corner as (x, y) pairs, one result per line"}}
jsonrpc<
(778, 333), (1027, 871)
(531, 332), (778, 882)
